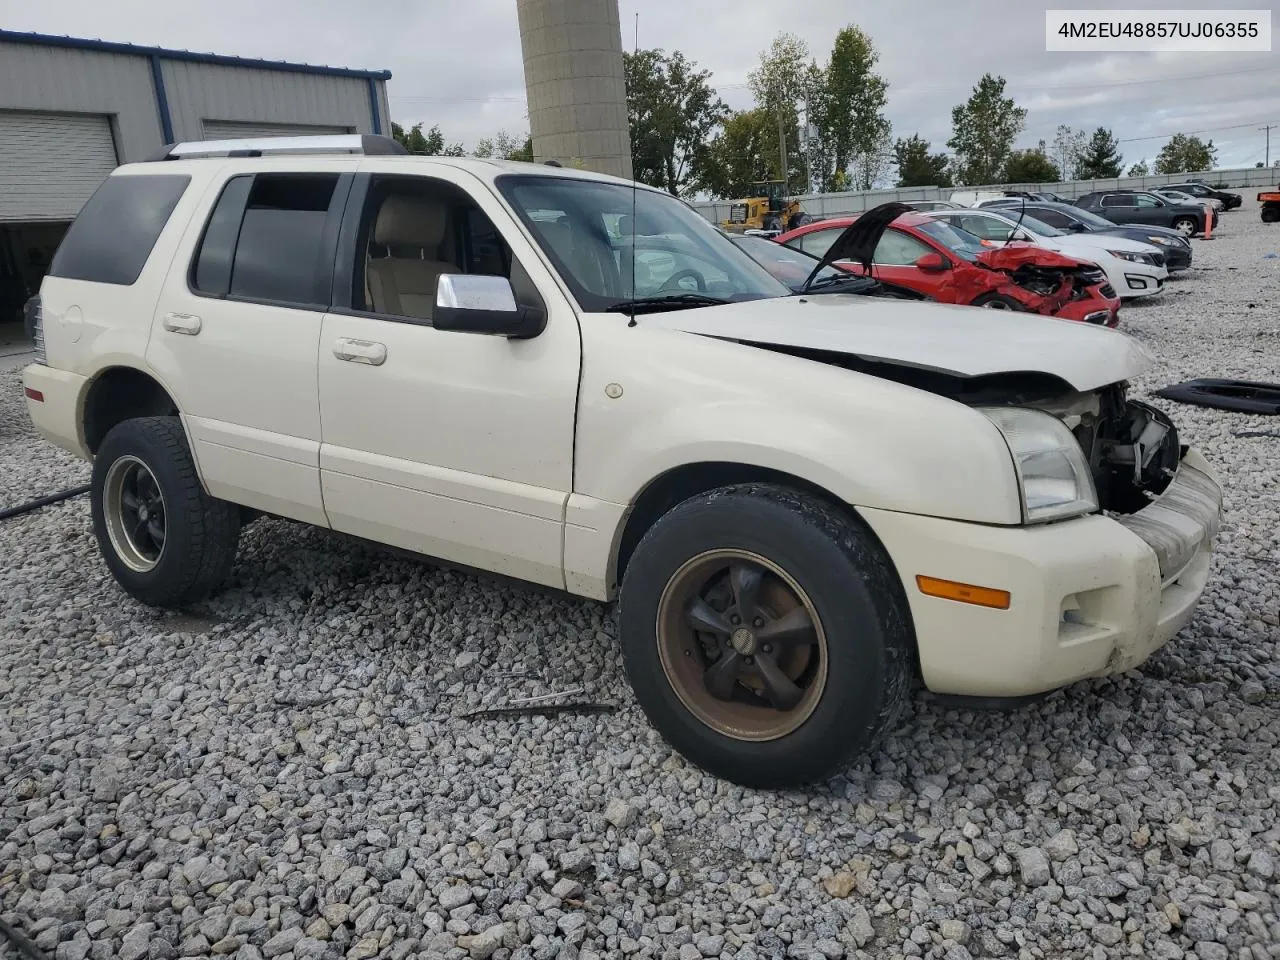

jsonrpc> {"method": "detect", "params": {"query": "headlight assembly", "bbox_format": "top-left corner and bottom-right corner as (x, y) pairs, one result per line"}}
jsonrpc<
(1107, 249), (1147, 263)
(978, 406), (1098, 523)
(1144, 235), (1172, 246)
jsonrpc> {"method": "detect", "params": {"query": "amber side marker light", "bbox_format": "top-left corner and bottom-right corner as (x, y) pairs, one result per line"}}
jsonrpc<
(916, 575), (1011, 610)
(24, 387), (43, 402)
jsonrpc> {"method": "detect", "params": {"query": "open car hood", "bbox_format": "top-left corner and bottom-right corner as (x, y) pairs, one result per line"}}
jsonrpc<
(644, 295), (1153, 393)
(974, 245), (1089, 271)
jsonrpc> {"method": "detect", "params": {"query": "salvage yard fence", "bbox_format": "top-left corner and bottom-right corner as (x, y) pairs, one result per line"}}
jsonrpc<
(690, 165), (1280, 224)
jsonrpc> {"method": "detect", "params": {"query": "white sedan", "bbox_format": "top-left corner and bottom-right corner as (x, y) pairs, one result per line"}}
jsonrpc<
(925, 208), (1169, 300)
(1155, 189), (1224, 212)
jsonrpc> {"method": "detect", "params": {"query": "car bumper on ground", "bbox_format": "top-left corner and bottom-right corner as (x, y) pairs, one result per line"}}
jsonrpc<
(21, 363), (90, 459)
(858, 447), (1222, 698)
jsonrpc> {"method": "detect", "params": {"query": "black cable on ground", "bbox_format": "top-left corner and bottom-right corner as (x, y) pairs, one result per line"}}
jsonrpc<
(0, 916), (47, 960)
(0, 484), (90, 522)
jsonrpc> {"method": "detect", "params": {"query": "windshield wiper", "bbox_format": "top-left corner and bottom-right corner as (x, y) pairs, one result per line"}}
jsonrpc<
(604, 293), (730, 314)
(803, 274), (878, 293)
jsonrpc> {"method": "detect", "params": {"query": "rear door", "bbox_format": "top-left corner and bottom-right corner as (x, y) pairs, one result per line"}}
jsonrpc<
(1099, 194), (1138, 224)
(147, 161), (356, 525)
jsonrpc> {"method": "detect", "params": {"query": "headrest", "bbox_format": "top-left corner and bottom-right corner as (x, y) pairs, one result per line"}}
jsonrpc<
(374, 194), (448, 248)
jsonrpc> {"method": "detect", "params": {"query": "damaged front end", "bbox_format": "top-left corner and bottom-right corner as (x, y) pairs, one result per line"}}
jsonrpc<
(976, 246), (1116, 324)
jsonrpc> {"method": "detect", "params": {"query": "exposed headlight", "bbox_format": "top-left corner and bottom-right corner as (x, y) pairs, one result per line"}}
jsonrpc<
(1144, 235), (1173, 246)
(1107, 249), (1147, 263)
(978, 406), (1098, 523)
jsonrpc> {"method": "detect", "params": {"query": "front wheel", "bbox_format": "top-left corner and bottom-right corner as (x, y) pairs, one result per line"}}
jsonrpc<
(972, 293), (1026, 311)
(91, 417), (241, 608)
(1172, 216), (1197, 237)
(1261, 204), (1280, 224)
(617, 484), (913, 788)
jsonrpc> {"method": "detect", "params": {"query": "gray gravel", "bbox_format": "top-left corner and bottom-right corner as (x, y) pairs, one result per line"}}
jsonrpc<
(2, 199), (1278, 960)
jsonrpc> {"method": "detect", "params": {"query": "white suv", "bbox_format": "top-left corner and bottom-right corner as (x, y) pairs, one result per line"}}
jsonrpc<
(23, 136), (1223, 787)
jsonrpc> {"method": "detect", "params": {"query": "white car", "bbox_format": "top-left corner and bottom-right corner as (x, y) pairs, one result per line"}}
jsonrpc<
(1155, 189), (1223, 212)
(925, 208), (1169, 300)
(948, 190), (1008, 208)
(23, 135), (1222, 787)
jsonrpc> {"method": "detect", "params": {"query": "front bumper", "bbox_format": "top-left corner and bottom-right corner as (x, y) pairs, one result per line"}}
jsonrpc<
(1120, 272), (1165, 297)
(21, 363), (91, 459)
(859, 447), (1222, 698)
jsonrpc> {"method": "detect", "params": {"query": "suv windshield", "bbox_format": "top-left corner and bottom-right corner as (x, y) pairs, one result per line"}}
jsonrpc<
(914, 220), (987, 262)
(497, 175), (789, 311)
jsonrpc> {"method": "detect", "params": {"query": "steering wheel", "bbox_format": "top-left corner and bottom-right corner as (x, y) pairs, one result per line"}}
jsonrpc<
(660, 268), (706, 292)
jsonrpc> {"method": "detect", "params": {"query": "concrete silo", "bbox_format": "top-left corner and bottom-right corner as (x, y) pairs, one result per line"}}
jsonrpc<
(516, 0), (634, 179)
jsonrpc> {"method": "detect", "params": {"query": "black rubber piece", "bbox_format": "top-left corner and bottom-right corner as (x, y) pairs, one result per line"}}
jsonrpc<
(90, 416), (241, 607)
(0, 484), (90, 522)
(0, 916), (47, 960)
(617, 483), (914, 789)
(928, 690), (1052, 711)
(1152, 379), (1280, 415)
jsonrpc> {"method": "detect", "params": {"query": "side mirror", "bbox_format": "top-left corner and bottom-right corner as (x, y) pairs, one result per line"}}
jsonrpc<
(434, 274), (546, 339)
(1067, 221), (1087, 232)
(1010, 230), (1033, 242)
(914, 252), (950, 272)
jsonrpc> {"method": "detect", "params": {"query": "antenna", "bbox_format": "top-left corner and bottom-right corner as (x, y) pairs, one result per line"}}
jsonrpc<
(628, 11), (639, 327)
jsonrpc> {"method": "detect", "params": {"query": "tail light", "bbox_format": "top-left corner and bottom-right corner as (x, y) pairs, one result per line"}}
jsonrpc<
(25, 295), (46, 365)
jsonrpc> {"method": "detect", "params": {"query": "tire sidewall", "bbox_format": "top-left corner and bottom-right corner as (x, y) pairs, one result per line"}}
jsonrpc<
(91, 419), (204, 604)
(618, 489), (904, 786)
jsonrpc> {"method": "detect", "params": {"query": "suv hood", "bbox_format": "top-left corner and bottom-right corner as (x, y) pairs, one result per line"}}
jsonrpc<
(645, 296), (1153, 393)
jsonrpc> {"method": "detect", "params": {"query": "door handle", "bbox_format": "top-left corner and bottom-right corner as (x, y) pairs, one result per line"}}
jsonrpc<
(162, 313), (201, 335)
(333, 338), (387, 366)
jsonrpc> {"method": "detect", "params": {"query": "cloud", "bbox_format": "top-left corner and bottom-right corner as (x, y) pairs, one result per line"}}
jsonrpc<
(6, 0), (1278, 167)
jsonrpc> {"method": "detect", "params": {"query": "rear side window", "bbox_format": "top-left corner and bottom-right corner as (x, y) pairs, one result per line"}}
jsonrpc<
(49, 174), (190, 285)
(191, 173), (342, 307)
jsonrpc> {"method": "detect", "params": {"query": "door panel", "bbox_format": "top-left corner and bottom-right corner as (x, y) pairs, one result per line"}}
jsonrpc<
(146, 165), (353, 525)
(317, 167), (580, 589)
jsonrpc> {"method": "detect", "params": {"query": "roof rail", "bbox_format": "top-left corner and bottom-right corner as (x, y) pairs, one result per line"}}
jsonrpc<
(147, 134), (408, 161)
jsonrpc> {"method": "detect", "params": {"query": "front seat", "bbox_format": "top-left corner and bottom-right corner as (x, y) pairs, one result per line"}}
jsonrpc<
(365, 194), (456, 320)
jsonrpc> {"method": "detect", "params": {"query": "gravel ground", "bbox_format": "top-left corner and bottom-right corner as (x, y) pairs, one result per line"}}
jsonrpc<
(2, 199), (1278, 960)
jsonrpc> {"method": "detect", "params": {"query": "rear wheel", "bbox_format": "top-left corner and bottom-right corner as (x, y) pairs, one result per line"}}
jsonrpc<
(91, 417), (241, 608)
(972, 293), (1025, 311)
(1172, 216), (1197, 237)
(618, 484), (913, 787)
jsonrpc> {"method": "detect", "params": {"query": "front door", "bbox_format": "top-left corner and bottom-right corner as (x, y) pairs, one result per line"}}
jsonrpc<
(147, 163), (356, 525)
(316, 167), (581, 589)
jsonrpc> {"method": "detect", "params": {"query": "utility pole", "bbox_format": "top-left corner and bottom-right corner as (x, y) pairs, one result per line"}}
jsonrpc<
(776, 107), (789, 191)
(1261, 125), (1273, 168)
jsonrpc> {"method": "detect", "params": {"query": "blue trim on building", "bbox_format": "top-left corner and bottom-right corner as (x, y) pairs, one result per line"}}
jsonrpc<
(0, 28), (392, 80)
(366, 77), (382, 135)
(148, 55), (175, 143)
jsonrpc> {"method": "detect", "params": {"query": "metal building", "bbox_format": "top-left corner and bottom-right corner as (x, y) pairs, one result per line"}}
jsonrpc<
(0, 29), (391, 327)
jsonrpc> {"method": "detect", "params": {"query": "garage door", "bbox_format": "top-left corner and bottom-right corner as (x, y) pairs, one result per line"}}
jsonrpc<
(0, 111), (118, 223)
(202, 120), (353, 140)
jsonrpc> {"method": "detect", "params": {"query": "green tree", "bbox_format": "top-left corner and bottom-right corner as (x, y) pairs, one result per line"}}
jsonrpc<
(623, 48), (728, 195)
(1076, 127), (1123, 179)
(1153, 133), (1218, 174)
(811, 25), (891, 191)
(894, 134), (952, 187)
(1051, 124), (1087, 181)
(747, 33), (812, 193)
(947, 74), (1027, 185)
(1127, 160), (1149, 177)
(1002, 146), (1060, 183)
(696, 108), (805, 200)
(390, 121), (463, 156)
(473, 130), (531, 160)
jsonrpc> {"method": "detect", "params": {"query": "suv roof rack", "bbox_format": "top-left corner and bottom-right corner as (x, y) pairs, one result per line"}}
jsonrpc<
(147, 133), (408, 161)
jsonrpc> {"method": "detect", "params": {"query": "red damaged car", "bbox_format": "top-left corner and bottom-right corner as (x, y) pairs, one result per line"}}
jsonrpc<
(775, 209), (1120, 325)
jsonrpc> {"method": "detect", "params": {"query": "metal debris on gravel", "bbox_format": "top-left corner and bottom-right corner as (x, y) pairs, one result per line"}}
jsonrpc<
(2, 199), (1278, 960)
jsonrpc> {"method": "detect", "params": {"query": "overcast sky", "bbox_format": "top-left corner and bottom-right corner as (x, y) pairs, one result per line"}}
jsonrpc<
(4, 0), (1279, 173)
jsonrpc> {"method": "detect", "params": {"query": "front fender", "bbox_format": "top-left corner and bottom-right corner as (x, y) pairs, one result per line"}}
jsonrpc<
(575, 319), (1022, 525)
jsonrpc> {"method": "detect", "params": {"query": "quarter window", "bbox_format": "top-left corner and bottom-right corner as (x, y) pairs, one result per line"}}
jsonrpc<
(49, 174), (190, 286)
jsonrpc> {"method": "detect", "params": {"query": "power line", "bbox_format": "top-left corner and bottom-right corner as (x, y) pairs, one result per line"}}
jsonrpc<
(1113, 117), (1280, 143)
